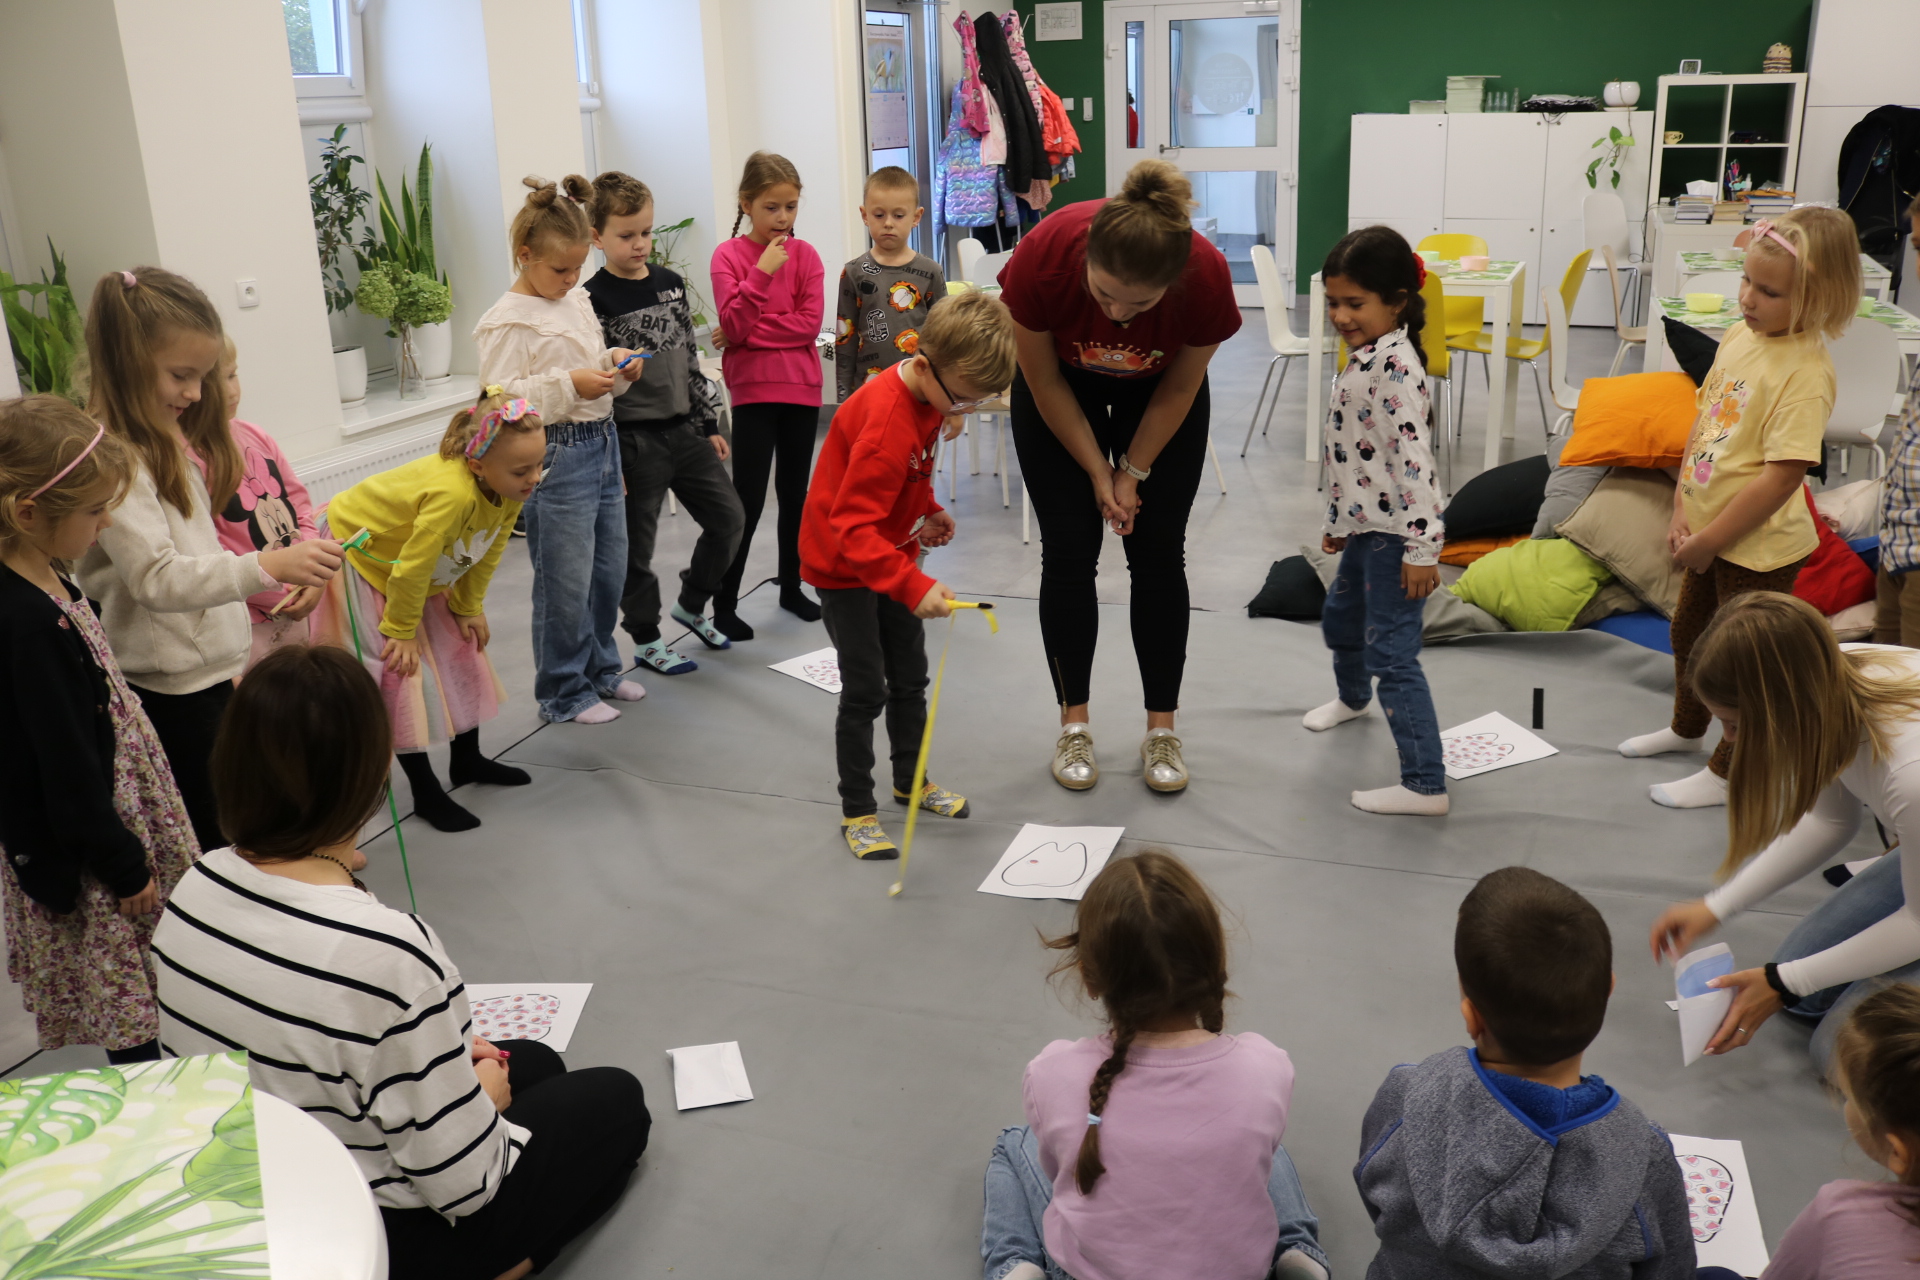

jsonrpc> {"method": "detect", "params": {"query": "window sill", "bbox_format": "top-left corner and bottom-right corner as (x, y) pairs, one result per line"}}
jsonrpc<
(298, 98), (373, 125)
(340, 374), (478, 440)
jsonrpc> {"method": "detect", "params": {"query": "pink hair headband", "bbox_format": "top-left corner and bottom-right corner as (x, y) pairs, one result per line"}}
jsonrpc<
(466, 390), (534, 459)
(1748, 220), (1799, 259)
(29, 424), (106, 499)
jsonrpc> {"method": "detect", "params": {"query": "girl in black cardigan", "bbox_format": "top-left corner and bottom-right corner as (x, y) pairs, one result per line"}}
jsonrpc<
(0, 395), (198, 1063)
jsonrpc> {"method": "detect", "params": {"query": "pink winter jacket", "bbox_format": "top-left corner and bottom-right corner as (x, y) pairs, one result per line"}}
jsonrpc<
(711, 234), (825, 407)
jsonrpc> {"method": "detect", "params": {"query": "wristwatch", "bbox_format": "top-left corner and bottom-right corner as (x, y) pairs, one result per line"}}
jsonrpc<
(1117, 453), (1151, 481)
(1763, 961), (1803, 1009)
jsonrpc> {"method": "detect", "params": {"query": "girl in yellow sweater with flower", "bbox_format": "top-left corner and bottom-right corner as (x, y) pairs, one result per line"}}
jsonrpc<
(315, 387), (547, 831)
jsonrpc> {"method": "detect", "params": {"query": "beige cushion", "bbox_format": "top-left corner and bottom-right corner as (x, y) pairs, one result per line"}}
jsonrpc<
(1555, 467), (1684, 619)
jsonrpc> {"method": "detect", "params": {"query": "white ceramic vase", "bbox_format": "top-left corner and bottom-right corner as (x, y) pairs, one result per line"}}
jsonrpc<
(1602, 80), (1641, 109)
(411, 319), (453, 383)
(333, 345), (368, 404)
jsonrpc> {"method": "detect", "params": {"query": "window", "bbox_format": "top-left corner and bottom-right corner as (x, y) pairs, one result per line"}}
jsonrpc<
(284, 0), (365, 105)
(572, 0), (600, 174)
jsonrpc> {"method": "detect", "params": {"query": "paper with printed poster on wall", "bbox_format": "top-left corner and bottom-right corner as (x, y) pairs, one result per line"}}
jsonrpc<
(465, 983), (593, 1051)
(1439, 711), (1558, 780)
(769, 646), (843, 694)
(978, 825), (1124, 901)
(1668, 1134), (1768, 1275)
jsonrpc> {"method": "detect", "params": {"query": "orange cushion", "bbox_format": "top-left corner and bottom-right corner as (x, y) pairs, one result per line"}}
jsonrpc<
(1439, 534), (1526, 567)
(1559, 372), (1698, 469)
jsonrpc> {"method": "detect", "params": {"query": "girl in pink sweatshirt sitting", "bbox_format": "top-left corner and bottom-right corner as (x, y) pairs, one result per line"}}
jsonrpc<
(981, 851), (1328, 1280)
(708, 150), (826, 639)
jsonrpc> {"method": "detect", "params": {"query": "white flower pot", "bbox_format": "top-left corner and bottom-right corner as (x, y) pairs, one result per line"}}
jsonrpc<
(333, 345), (368, 404)
(1602, 80), (1641, 109)
(406, 320), (453, 383)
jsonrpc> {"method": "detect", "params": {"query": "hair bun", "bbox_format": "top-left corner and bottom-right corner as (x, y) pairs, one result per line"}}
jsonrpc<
(1119, 159), (1194, 229)
(521, 175), (558, 208)
(560, 174), (593, 203)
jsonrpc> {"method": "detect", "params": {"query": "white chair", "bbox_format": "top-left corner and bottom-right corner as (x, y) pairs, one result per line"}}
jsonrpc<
(1826, 318), (1906, 477)
(1582, 190), (1638, 320)
(257, 1090), (387, 1280)
(1242, 243), (1340, 456)
(955, 240), (1014, 289)
(1542, 281), (1582, 438)
(1600, 245), (1646, 376)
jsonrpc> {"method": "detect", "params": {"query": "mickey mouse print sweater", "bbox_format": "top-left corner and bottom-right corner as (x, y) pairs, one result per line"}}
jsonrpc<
(1321, 325), (1443, 566)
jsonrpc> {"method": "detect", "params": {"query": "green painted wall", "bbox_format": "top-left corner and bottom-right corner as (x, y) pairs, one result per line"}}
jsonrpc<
(1296, 0), (1813, 284)
(1007, 1), (1107, 207)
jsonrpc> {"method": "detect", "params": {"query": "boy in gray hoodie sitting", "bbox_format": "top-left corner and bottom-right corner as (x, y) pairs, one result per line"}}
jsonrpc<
(1355, 867), (1693, 1279)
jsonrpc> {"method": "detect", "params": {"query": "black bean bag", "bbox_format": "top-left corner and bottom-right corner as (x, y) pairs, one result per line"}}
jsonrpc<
(1441, 453), (1551, 540)
(1248, 556), (1326, 621)
(1662, 315), (1722, 386)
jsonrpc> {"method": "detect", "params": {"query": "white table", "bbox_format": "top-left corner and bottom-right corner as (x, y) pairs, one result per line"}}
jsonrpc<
(1676, 250), (1892, 300)
(258, 1090), (388, 1280)
(1655, 294), (1920, 358)
(1305, 259), (1528, 473)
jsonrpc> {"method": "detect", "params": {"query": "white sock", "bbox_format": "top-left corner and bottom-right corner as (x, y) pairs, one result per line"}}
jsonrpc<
(1275, 1249), (1330, 1280)
(1618, 726), (1708, 758)
(1650, 767), (1728, 809)
(998, 1265), (1046, 1280)
(609, 680), (647, 702)
(572, 701), (621, 725)
(1352, 784), (1450, 816)
(1304, 697), (1371, 732)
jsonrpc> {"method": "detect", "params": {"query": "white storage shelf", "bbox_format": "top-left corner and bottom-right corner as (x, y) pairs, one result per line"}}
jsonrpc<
(1347, 110), (1654, 327)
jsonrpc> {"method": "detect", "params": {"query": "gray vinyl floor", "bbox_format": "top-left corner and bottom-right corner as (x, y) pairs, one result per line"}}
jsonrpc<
(6, 318), (1883, 1276)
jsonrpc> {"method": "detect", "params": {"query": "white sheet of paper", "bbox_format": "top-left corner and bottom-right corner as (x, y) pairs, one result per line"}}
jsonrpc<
(1669, 1134), (1769, 1275)
(1674, 944), (1734, 1066)
(1846, 856), (1883, 876)
(1439, 711), (1558, 780)
(464, 983), (593, 1052)
(769, 647), (842, 694)
(978, 825), (1124, 901)
(667, 1041), (754, 1110)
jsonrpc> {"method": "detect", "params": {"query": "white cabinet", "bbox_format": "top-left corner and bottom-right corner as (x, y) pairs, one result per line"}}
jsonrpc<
(1348, 110), (1653, 327)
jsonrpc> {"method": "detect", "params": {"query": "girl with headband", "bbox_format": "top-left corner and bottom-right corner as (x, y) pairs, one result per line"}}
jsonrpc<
(312, 387), (547, 832)
(0, 394), (198, 1065)
(1620, 206), (1864, 810)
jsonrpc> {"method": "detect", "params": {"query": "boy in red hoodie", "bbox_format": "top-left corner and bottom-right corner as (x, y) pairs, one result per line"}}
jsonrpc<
(801, 291), (1016, 859)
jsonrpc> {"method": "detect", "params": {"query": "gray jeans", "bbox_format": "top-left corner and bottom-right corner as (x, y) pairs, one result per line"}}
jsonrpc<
(1773, 848), (1920, 1073)
(617, 421), (745, 644)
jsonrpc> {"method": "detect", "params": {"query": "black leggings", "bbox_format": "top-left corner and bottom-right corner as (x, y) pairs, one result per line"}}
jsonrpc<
(130, 680), (233, 853)
(1010, 363), (1209, 713)
(717, 401), (818, 608)
(382, 1040), (651, 1279)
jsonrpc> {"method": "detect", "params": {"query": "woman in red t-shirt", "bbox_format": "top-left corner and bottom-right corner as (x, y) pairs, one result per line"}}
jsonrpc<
(998, 159), (1240, 796)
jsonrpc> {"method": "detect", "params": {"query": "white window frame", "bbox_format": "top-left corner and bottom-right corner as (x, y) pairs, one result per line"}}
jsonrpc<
(291, 0), (371, 124)
(573, 0), (601, 174)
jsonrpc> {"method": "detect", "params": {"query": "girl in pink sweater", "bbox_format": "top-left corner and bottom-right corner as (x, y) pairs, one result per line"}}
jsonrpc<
(709, 151), (826, 639)
(982, 851), (1328, 1280)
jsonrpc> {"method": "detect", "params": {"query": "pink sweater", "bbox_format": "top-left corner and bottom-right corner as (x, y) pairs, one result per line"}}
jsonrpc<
(1023, 1032), (1294, 1280)
(711, 234), (824, 407)
(199, 420), (317, 624)
(1762, 1180), (1920, 1279)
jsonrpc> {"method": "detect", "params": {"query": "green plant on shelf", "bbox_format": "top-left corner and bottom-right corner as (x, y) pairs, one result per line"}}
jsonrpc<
(1586, 125), (1637, 190)
(358, 141), (446, 289)
(648, 216), (713, 333)
(0, 240), (84, 404)
(355, 261), (452, 337)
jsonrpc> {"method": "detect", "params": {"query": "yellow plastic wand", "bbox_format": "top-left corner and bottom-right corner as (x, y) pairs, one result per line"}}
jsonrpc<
(889, 600), (996, 898)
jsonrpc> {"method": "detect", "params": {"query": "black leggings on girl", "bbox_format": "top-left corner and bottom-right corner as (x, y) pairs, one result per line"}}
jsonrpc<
(1010, 363), (1209, 713)
(716, 402), (819, 614)
(131, 680), (233, 853)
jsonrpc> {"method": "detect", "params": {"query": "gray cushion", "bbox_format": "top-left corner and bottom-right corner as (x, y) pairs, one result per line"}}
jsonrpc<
(1532, 434), (1610, 539)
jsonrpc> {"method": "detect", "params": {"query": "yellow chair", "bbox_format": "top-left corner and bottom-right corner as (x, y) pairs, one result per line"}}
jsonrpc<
(1447, 249), (1593, 439)
(1417, 233), (1488, 340)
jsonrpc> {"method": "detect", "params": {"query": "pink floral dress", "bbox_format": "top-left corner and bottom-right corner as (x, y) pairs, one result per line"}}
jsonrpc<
(1, 582), (198, 1051)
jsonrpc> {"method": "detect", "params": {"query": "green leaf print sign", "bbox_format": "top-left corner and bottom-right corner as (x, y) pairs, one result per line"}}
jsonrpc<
(0, 1053), (268, 1277)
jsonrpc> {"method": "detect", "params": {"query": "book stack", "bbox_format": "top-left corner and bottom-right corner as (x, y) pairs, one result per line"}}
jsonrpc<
(1711, 201), (1746, 224)
(1673, 195), (1713, 223)
(1446, 75), (1496, 113)
(1745, 189), (1794, 220)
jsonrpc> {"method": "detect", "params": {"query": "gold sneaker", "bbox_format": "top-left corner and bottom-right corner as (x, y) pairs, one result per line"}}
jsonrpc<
(841, 815), (899, 860)
(1052, 724), (1098, 791)
(1141, 729), (1189, 793)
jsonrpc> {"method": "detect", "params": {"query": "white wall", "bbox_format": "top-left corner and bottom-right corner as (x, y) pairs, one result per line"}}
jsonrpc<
(483, 0), (587, 231)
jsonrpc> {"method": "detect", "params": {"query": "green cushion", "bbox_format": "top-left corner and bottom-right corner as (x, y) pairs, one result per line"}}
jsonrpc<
(1450, 537), (1613, 632)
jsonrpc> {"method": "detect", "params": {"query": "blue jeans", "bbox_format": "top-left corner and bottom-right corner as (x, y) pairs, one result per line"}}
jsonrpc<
(980, 1125), (1329, 1280)
(1772, 848), (1920, 1072)
(524, 419), (629, 721)
(1321, 533), (1444, 794)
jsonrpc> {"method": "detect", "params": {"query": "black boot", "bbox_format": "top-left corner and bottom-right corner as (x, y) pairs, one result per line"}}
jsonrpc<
(398, 751), (481, 832)
(448, 728), (531, 788)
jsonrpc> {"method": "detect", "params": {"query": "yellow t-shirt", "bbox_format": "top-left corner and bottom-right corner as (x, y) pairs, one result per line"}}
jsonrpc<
(325, 454), (522, 640)
(1678, 322), (1834, 572)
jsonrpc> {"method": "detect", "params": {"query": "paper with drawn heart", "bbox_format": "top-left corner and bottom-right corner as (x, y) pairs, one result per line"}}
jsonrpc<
(769, 646), (842, 694)
(978, 824), (1124, 901)
(1440, 711), (1557, 780)
(465, 983), (593, 1051)
(1669, 1135), (1768, 1274)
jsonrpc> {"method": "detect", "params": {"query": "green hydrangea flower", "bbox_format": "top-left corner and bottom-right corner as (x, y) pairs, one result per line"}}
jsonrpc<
(353, 263), (398, 318)
(395, 272), (452, 328)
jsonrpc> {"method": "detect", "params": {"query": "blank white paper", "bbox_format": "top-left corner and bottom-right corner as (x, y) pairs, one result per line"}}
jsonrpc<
(1439, 711), (1558, 781)
(667, 1041), (754, 1111)
(978, 825), (1124, 901)
(1669, 1134), (1769, 1275)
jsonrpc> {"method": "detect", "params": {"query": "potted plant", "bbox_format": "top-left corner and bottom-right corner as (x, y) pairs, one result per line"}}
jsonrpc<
(310, 125), (373, 404)
(648, 215), (715, 349)
(355, 262), (452, 399)
(359, 143), (453, 384)
(0, 239), (84, 404)
(1586, 124), (1637, 190)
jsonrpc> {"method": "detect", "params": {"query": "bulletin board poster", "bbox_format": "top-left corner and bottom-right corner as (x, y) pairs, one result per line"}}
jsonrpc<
(866, 22), (910, 151)
(1035, 2), (1083, 41)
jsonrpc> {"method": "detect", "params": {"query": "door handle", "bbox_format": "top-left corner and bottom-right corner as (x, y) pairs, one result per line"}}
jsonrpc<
(1159, 144), (1181, 154)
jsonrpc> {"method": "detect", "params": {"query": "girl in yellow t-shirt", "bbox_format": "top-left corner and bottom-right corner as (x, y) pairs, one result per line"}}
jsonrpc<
(314, 388), (547, 832)
(1620, 207), (1863, 809)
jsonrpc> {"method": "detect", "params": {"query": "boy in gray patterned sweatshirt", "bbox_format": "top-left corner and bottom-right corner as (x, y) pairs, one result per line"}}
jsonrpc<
(1355, 867), (1694, 1279)
(833, 167), (945, 402)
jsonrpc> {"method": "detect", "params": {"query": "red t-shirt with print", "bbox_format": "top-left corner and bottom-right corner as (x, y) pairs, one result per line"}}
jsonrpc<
(995, 199), (1241, 378)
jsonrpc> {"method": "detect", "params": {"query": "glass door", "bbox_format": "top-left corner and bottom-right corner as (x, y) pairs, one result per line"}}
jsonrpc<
(862, 0), (942, 258)
(1106, 0), (1296, 307)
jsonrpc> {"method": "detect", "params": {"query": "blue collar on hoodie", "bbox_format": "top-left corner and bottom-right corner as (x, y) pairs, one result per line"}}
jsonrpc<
(1468, 1048), (1620, 1145)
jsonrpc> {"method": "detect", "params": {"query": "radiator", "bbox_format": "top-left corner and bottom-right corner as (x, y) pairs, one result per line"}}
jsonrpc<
(294, 425), (444, 508)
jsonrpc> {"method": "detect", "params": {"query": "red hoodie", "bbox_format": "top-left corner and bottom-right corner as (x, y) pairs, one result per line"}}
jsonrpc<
(799, 364), (944, 607)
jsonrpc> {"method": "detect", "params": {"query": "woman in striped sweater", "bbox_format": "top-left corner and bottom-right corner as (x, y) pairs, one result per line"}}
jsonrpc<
(153, 645), (650, 1280)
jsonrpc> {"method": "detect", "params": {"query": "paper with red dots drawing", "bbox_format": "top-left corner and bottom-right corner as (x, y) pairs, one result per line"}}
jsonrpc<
(978, 825), (1124, 901)
(1440, 711), (1557, 780)
(769, 646), (842, 694)
(464, 983), (593, 1051)
(1668, 1135), (1768, 1275)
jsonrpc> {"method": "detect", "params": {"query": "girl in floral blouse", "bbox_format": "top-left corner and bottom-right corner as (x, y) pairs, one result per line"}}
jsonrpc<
(1301, 225), (1448, 817)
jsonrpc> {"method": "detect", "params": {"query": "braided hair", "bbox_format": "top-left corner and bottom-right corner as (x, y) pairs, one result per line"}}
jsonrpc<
(1321, 224), (1427, 354)
(1044, 851), (1229, 1194)
(730, 151), (802, 238)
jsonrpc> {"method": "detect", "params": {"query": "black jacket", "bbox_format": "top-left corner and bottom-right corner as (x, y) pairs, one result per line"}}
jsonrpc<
(0, 564), (152, 912)
(974, 14), (1048, 193)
